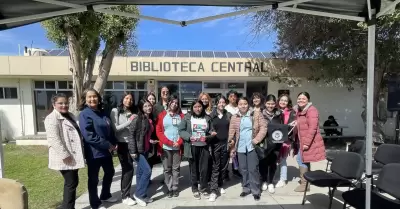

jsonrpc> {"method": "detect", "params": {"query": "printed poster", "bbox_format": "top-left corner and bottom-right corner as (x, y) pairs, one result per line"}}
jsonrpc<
(192, 124), (206, 140)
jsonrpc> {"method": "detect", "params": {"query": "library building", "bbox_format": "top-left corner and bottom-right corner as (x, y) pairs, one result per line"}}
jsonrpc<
(0, 49), (389, 143)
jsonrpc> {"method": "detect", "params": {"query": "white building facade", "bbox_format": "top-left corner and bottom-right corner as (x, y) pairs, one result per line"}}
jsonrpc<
(0, 50), (395, 141)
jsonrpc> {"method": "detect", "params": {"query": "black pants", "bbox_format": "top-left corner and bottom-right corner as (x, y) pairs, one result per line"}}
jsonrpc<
(60, 169), (79, 209)
(220, 141), (229, 179)
(189, 145), (210, 193)
(210, 142), (229, 193)
(260, 151), (278, 184)
(117, 142), (134, 199)
(87, 156), (115, 209)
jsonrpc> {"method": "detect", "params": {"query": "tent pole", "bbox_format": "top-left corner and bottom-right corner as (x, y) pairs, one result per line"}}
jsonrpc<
(365, 14), (376, 209)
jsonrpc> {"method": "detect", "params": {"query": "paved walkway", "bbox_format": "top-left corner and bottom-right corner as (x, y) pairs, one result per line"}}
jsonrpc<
(75, 155), (349, 209)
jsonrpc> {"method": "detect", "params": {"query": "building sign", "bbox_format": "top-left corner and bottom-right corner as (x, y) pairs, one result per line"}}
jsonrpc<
(130, 61), (270, 73)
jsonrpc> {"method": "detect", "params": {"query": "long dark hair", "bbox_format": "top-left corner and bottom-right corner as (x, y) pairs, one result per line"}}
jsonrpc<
(78, 88), (103, 111)
(215, 95), (228, 106)
(251, 92), (265, 109)
(167, 94), (181, 114)
(190, 100), (206, 118)
(134, 99), (153, 134)
(118, 92), (137, 114)
(146, 92), (156, 105)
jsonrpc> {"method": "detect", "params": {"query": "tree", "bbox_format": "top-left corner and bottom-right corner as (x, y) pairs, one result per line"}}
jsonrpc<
(42, 6), (139, 114)
(248, 9), (400, 143)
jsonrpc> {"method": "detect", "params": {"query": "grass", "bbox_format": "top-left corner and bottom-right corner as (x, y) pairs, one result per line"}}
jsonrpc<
(3, 144), (119, 209)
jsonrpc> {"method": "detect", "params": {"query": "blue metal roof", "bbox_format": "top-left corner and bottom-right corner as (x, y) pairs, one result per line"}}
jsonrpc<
(46, 49), (273, 59)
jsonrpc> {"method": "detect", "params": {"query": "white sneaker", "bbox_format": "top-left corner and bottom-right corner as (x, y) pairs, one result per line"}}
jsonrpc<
(219, 188), (226, 194)
(102, 196), (118, 203)
(133, 195), (147, 207)
(275, 180), (287, 188)
(268, 184), (275, 194)
(209, 193), (217, 202)
(97, 206), (107, 209)
(262, 182), (268, 191)
(122, 197), (136, 206)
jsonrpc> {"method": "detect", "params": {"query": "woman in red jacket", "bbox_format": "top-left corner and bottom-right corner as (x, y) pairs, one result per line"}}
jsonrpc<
(293, 92), (326, 192)
(155, 94), (184, 198)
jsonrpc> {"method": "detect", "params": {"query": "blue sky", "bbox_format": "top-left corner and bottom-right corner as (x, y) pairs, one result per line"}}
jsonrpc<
(0, 6), (276, 55)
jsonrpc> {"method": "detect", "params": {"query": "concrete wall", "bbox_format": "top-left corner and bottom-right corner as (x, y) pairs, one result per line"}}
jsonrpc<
(0, 78), (35, 140)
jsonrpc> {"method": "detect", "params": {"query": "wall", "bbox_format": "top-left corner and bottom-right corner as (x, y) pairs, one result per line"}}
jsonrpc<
(268, 80), (365, 136)
(0, 78), (35, 140)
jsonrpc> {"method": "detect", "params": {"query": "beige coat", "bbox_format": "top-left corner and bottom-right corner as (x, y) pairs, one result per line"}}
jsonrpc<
(44, 110), (85, 170)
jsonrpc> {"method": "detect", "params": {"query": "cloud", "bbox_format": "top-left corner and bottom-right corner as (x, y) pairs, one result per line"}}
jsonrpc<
(164, 6), (237, 27)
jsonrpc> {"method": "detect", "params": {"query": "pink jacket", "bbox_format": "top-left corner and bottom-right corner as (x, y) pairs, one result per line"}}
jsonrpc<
(295, 103), (326, 163)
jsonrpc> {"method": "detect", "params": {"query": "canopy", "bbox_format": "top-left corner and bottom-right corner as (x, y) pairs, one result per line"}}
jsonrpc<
(1, 1), (400, 209)
(0, 0), (392, 30)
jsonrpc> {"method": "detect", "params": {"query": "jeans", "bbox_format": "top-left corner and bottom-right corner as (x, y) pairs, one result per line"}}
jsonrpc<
(60, 169), (79, 209)
(279, 156), (288, 181)
(87, 157), (115, 209)
(135, 154), (152, 199)
(238, 150), (261, 195)
(296, 150), (308, 168)
(117, 142), (134, 199)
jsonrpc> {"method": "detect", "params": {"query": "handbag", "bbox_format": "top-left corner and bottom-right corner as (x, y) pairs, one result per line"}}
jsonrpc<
(254, 139), (268, 160)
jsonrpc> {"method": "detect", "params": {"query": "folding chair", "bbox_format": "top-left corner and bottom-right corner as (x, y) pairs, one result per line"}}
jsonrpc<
(362, 144), (400, 185)
(302, 152), (364, 209)
(325, 140), (366, 172)
(342, 163), (400, 209)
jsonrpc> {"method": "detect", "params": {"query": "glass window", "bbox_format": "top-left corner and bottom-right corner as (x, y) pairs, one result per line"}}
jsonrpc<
(158, 81), (179, 101)
(105, 81), (113, 89)
(204, 82), (221, 89)
(133, 91), (147, 106)
(34, 90), (57, 132)
(68, 81), (73, 89)
(227, 82), (245, 89)
(180, 82), (202, 112)
(126, 81), (136, 89)
(45, 81), (56, 89)
(4, 87), (18, 99)
(103, 91), (125, 109)
(114, 81), (125, 89)
(137, 81), (147, 89)
(0, 88), (3, 98)
(58, 81), (68, 89)
(34, 81), (44, 89)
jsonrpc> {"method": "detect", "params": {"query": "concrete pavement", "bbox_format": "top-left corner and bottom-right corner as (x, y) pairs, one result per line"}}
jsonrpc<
(75, 153), (349, 209)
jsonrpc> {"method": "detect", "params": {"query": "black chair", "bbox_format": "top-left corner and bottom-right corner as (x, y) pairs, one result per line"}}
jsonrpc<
(302, 152), (365, 209)
(371, 144), (400, 174)
(342, 163), (400, 209)
(325, 140), (366, 172)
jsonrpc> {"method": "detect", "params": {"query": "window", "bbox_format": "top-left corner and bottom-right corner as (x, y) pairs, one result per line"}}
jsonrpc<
(204, 82), (222, 89)
(34, 80), (147, 132)
(180, 82), (202, 111)
(0, 87), (18, 99)
(227, 82), (245, 89)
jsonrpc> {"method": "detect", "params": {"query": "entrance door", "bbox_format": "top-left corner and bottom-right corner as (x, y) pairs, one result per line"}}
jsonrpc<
(204, 90), (245, 108)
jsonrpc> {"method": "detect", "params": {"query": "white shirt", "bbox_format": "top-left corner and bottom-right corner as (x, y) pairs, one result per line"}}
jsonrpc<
(225, 104), (239, 115)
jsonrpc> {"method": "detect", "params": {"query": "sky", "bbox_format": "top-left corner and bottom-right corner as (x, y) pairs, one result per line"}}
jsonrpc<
(0, 6), (276, 55)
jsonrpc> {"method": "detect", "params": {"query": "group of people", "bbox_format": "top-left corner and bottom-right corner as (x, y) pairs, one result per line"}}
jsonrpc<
(45, 86), (326, 209)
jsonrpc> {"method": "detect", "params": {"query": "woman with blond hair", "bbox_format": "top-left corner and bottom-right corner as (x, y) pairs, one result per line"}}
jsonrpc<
(199, 92), (213, 115)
